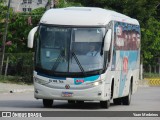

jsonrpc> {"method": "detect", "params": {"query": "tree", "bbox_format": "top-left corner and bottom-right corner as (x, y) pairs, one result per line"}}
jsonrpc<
(142, 17), (160, 65)
(0, 1), (7, 75)
(1, 0), (160, 68)
(57, 0), (82, 8)
(68, 0), (160, 67)
(6, 7), (45, 53)
(2, 1), (80, 53)
(0, 1), (12, 52)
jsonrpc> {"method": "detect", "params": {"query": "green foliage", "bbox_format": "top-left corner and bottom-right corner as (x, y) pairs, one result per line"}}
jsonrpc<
(1, 0), (160, 67)
(141, 17), (160, 65)
(0, 1), (82, 53)
(2, 53), (34, 83)
(58, 0), (82, 8)
(0, 75), (27, 84)
(3, 7), (45, 53)
(69, 0), (160, 66)
(143, 72), (160, 78)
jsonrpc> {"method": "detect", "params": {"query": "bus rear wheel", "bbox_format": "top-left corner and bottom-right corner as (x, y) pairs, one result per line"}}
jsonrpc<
(113, 98), (122, 105)
(43, 99), (53, 108)
(122, 85), (131, 105)
(68, 100), (76, 104)
(76, 100), (84, 104)
(100, 100), (110, 109)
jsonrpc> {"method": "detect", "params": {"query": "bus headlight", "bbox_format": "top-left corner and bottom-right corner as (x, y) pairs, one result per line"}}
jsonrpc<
(87, 80), (103, 86)
(34, 77), (49, 85)
(93, 80), (103, 86)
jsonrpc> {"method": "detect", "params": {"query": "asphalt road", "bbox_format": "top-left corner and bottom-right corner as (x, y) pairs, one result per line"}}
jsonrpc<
(0, 86), (160, 119)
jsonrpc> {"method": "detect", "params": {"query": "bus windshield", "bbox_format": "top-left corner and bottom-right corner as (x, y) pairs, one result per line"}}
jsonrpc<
(35, 25), (106, 76)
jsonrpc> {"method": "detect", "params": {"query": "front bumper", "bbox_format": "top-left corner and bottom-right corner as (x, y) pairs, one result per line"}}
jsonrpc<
(34, 82), (110, 101)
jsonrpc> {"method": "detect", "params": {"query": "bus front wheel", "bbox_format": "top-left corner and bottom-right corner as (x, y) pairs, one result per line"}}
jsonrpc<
(100, 100), (110, 109)
(43, 99), (53, 108)
(113, 98), (122, 105)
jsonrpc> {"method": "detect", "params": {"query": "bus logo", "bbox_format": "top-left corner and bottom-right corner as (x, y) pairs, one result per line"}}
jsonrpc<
(65, 84), (70, 89)
(76, 79), (84, 83)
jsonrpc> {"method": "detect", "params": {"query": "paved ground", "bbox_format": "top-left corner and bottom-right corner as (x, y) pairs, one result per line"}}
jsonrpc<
(0, 86), (160, 120)
(0, 80), (159, 120)
(0, 82), (33, 94)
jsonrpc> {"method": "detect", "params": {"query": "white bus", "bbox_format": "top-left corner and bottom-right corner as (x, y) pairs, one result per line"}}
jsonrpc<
(28, 7), (140, 109)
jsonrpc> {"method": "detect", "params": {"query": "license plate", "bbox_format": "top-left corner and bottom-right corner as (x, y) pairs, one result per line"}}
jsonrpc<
(62, 92), (73, 97)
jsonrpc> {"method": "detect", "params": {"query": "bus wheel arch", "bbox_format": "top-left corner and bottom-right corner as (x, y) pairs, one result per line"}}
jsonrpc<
(111, 78), (114, 100)
(121, 76), (133, 105)
(130, 76), (133, 95)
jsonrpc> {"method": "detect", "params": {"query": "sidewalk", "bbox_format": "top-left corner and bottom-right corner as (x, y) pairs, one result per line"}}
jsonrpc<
(0, 83), (34, 94)
(138, 79), (149, 87)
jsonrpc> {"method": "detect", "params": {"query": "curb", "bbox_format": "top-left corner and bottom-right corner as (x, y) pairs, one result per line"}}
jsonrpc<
(144, 78), (160, 86)
(138, 79), (149, 87)
(0, 83), (34, 94)
(9, 88), (34, 93)
(0, 88), (34, 94)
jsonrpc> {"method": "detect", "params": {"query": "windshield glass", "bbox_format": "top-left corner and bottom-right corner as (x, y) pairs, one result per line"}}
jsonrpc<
(36, 25), (105, 75)
(70, 28), (104, 72)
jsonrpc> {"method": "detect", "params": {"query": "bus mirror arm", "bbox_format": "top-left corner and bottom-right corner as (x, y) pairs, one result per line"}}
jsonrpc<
(104, 29), (112, 51)
(28, 26), (38, 48)
(100, 30), (107, 55)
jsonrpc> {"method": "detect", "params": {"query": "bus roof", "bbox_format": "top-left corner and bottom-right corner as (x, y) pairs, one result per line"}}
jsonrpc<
(40, 7), (139, 26)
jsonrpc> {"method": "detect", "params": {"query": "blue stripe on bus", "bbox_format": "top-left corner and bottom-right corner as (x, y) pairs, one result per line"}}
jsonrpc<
(74, 75), (100, 85)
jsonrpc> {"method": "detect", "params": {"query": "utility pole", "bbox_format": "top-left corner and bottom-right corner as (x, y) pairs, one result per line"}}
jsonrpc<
(45, 0), (50, 10)
(0, 0), (11, 75)
(50, 0), (54, 8)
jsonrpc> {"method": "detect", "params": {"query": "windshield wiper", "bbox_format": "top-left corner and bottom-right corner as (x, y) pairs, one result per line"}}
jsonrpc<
(72, 52), (86, 76)
(51, 49), (65, 71)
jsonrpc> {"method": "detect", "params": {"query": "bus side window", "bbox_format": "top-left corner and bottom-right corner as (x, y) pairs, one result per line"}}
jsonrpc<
(111, 48), (116, 70)
(108, 49), (111, 63)
(104, 49), (111, 69)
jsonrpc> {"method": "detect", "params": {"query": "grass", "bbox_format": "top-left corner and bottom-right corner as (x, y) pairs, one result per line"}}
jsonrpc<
(143, 72), (160, 78)
(0, 75), (32, 85)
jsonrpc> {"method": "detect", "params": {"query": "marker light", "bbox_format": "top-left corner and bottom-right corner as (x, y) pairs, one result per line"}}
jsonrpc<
(86, 80), (103, 86)
(93, 80), (103, 86)
(34, 77), (49, 85)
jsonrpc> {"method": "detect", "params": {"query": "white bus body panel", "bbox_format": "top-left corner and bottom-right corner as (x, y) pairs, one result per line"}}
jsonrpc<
(33, 7), (140, 101)
(34, 71), (110, 101)
(40, 7), (139, 26)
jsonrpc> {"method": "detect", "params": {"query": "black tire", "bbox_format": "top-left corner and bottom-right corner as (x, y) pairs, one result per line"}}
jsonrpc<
(68, 100), (76, 104)
(43, 99), (53, 108)
(122, 86), (131, 105)
(113, 98), (122, 105)
(100, 100), (110, 109)
(76, 100), (84, 104)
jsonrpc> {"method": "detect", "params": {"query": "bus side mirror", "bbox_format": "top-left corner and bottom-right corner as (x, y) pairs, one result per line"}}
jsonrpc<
(28, 26), (38, 48)
(104, 29), (112, 51)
